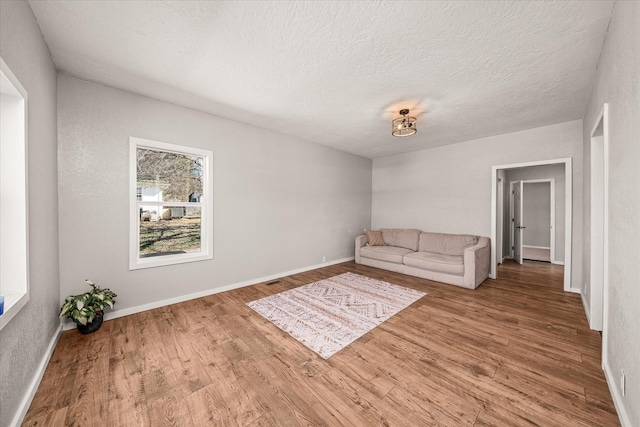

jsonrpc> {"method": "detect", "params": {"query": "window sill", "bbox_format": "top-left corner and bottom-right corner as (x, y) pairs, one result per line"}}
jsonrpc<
(0, 292), (29, 331)
(129, 252), (213, 270)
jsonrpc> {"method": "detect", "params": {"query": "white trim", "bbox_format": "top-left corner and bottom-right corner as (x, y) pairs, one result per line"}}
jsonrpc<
(602, 103), (610, 364)
(496, 177), (504, 263)
(9, 324), (63, 427)
(508, 180), (555, 261)
(491, 158), (572, 292)
(0, 57), (30, 331)
(508, 181), (519, 260)
(589, 129), (604, 331)
(490, 171), (496, 277)
(581, 291), (591, 325)
(568, 287), (581, 294)
(129, 137), (214, 270)
(0, 294), (29, 331)
(551, 261), (564, 266)
(587, 104), (610, 343)
(564, 160), (572, 292)
(604, 361), (632, 427)
(549, 179), (556, 262)
(63, 257), (355, 330)
(520, 179), (555, 260)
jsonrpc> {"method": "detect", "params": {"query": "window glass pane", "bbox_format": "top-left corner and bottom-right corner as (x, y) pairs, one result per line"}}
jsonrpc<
(136, 148), (204, 203)
(139, 206), (201, 257)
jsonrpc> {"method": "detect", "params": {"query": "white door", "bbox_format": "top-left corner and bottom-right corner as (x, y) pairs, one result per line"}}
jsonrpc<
(514, 180), (524, 264)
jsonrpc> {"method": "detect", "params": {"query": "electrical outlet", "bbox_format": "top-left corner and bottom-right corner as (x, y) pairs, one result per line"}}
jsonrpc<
(621, 369), (626, 397)
(322, 256), (326, 263)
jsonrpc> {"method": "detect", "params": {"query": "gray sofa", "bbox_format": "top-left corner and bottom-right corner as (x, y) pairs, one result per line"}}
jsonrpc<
(355, 228), (490, 289)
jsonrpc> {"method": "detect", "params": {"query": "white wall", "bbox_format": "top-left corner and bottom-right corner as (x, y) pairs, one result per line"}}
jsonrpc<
(582, 2), (640, 426)
(372, 120), (582, 287)
(506, 163), (566, 262)
(0, 1), (60, 426)
(57, 74), (372, 314)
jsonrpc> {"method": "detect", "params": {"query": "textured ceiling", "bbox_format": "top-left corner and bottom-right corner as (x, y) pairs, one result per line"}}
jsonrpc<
(28, 1), (613, 159)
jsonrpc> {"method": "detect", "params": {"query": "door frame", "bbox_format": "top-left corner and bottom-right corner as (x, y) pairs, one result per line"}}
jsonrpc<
(496, 177), (504, 263)
(491, 158), (573, 292)
(587, 104), (609, 344)
(509, 179), (556, 262)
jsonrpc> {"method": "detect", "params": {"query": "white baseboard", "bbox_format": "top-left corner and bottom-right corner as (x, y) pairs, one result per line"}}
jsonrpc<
(581, 290), (591, 324)
(551, 260), (565, 265)
(522, 245), (551, 250)
(568, 287), (582, 294)
(62, 257), (355, 330)
(603, 361), (633, 427)
(491, 256), (511, 278)
(11, 324), (63, 427)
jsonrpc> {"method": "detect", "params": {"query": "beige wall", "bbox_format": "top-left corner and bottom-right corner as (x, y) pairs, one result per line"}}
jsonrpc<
(372, 120), (583, 287)
(582, 2), (640, 426)
(57, 74), (372, 315)
(0, 1), (60, 426)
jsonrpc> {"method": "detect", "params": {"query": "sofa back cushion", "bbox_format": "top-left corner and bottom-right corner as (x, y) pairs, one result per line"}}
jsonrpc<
(380, 229), (421, 251)
(365, 229), (385, 246)
(419, 232), (478, 256)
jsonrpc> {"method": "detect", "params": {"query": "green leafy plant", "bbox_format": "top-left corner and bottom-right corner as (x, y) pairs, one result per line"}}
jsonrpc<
(59, 280), (117, 326)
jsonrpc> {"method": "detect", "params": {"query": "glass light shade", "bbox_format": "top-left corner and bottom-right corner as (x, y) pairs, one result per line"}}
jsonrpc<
(392, 111), (417, 137)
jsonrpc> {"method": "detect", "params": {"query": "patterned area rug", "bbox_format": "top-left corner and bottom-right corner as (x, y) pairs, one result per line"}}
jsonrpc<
(247, 272), (426, 359)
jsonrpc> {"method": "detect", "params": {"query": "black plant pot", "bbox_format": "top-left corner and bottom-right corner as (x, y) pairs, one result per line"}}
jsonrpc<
(77, 311), (104, 334)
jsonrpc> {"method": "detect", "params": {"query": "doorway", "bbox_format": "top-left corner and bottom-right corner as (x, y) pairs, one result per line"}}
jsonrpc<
(509, 179), (555, 263)
(490, 158), (572, 291)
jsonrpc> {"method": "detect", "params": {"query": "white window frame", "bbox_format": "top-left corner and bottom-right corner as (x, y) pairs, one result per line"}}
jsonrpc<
(0, 58), (30, 331)
(129, 137), (213, 270)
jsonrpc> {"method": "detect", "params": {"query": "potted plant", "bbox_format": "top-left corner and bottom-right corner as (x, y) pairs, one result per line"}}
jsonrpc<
(59, 280), (117, 334)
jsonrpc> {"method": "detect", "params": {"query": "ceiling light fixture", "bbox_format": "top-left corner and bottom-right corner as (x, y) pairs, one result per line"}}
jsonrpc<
(392, 109), (417, 137)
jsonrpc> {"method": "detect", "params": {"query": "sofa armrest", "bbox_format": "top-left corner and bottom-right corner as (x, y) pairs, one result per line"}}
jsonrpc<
(355, 234), (368, 264)
(463, 237), (490, 289)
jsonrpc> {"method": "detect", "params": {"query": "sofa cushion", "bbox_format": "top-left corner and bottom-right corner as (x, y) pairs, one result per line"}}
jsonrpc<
(380, 228), (421, 251)
(418, 232), (478, 256)
(360, 246), (414, 264)
(365, 229), (385, 246)
(403, 251), (465, 275)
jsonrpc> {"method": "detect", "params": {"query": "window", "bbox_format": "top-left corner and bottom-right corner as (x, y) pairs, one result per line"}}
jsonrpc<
(129, 137), (213, 269)
(0, 58), (29, 330)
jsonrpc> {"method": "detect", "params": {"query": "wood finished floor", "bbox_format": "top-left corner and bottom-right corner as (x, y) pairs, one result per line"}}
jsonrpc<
(24, 260), (619, 426)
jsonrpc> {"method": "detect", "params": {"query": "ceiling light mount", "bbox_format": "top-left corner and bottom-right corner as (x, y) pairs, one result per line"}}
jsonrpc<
(392, 109), (417, 137)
